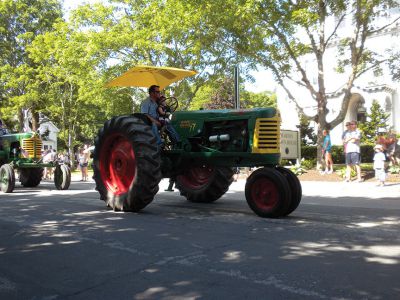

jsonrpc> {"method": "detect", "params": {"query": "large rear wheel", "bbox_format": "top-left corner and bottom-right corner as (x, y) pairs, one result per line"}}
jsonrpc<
(245, 167), (291, 218)
(93, 115), (162, 212)
(0, 164), (15, 193)
(176, 166), (234, 203)
(19, 168), (43, 187)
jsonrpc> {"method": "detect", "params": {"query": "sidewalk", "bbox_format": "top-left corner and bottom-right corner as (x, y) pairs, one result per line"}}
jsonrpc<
(300, 180), (400, 199)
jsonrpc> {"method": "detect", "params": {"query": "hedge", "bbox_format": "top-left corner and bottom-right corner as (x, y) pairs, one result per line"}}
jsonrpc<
(301, 145), (374, 163)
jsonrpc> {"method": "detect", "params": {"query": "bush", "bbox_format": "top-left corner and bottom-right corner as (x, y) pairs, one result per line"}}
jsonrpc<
(301, 144), (374, 164)
(389, 165), (400, 174)
(301, 145), (316, 160)
(301, 158), (316, 169)
(336, 166), (356, 178)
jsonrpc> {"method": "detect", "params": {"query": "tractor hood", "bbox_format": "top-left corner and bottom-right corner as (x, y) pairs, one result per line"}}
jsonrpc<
(172, 107), (278, 123)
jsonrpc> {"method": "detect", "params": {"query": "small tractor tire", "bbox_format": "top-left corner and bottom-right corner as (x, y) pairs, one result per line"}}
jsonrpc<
(245, 167), (291, 218)
(54, 164), (71, 190)
(176, 166), (234, 203)
(19, 168), (43, 187)
(275, 166), (302, 216)
(0, 164), (15, 193)
(93, 115), (162, 212)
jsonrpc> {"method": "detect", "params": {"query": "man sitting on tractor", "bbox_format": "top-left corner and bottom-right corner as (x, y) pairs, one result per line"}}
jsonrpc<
(140, 85), (180, 146)
(141, 85), (163, 146)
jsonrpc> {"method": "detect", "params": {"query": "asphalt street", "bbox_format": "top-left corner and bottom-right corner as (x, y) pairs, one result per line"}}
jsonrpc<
(0, 177), (399, 300)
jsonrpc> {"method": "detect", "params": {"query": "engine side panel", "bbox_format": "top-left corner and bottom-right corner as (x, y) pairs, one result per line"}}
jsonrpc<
(165, 108), (281, 170)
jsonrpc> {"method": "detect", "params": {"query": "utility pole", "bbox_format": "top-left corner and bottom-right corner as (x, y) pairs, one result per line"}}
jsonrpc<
(234, 66), (240, 109)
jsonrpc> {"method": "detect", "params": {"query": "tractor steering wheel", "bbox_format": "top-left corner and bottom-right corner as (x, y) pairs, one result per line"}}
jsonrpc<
(164, 97), (179, 113)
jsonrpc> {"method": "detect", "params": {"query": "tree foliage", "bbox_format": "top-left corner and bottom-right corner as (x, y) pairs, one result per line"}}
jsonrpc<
(297, 114), (318, 146)
(190, 77), (276, 110)
(0, 0), (62, 130)
(358, 100), (390, 144)
(0, 0), (398, 156)
(208, 0), (399, 166)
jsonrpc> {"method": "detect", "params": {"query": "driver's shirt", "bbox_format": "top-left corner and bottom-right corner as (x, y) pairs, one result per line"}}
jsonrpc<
(140, 97), (158, 119)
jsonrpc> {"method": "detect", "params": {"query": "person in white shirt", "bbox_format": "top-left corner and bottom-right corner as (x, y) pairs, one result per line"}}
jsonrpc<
(343, 121), (362, 182)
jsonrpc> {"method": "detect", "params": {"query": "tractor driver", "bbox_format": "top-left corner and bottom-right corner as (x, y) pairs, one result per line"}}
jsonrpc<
(141, 85), (164, 146)
(141, 85), (180, 147)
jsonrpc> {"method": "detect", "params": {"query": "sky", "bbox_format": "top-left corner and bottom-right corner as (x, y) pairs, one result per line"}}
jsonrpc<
(62, 0), (275, 93)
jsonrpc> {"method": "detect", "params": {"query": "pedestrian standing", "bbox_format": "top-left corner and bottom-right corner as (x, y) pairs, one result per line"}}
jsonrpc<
(322, 129), (334, 174)
(373, 144), (386, 186)
(165, 178), (175, 192)
(342, 122), (351, 164)
(386, 130), (398, 166)
(343, 121), (362, 182)
(78, 146), (90, 181)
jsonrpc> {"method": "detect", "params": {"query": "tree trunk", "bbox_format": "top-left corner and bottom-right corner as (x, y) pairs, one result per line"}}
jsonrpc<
(18, 109), (24, 132)
(31, 111), (39, 131)
(316, 131), (325, 171)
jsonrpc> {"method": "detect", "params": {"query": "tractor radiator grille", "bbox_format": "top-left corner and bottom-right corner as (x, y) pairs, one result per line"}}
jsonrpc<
(22, 136), (43, 159)
(252, 115), (281, 154)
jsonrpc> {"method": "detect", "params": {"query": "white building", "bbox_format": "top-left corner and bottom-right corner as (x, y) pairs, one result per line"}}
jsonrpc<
(38, 120), (60, 151)
(277, 5), (400, 145)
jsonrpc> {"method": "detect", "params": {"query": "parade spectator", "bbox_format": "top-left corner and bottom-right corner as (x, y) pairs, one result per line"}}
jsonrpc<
(43, 149), (56, 180)
(232, 167), (240, 182)
(165, 178), (175, 192)
(386, 130), (398, 166)
(343, 121), (362, 182)
(373, 144), (386, 186)
(78, 145), (90, 181)
(322, 129), (333, 174)
(376, 128), (388, 155)
(342, 122), (351, 154)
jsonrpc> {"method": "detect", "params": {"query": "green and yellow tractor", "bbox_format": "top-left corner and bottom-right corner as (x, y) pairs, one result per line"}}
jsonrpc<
(93, 106), (302, 218)
(0, 131), (71, 193)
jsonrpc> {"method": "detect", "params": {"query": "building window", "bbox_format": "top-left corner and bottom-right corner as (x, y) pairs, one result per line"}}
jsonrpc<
(357, 103), (367, 123)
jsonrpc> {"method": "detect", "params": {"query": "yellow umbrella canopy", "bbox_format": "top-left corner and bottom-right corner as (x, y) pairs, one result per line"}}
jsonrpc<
(105, 65), (197, 89)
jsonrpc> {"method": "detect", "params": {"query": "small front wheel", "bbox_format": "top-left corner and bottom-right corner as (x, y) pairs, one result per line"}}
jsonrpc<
(0, 164), (15, 193)
(275, 166), (302, 216)
(54, 164), (71, 190)
(245, 167), (291, 218)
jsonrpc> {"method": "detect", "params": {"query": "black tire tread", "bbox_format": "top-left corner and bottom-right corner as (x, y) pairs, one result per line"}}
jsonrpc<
(0, 164), (15, 193)
(275, 166), (302, 216)
(19, 168), (43, 187)
(176, 167), (234, 203)
(54, 164), (71, 190)
(93, 115), (162, 212)
(245, 167), (291, 218)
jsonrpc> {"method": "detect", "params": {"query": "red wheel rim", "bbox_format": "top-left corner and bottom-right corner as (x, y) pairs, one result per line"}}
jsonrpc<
(251, 178), (278, 210)
(99, 133), (136, 195)
(178, 166), (214, 189)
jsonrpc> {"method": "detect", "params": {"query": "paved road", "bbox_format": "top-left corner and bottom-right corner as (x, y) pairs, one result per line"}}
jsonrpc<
(0, 178), (399, 299)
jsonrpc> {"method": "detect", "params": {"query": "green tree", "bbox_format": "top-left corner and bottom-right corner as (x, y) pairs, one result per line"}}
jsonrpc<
(208, 0), (399, 167)
(27, 20), (130, 155)
(358, 100), (389, 144)
(297, 114), (318, 146)
(68, 0), (254, 109)
(190, 77), (276, 110)
(0, 0), (62, 130)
